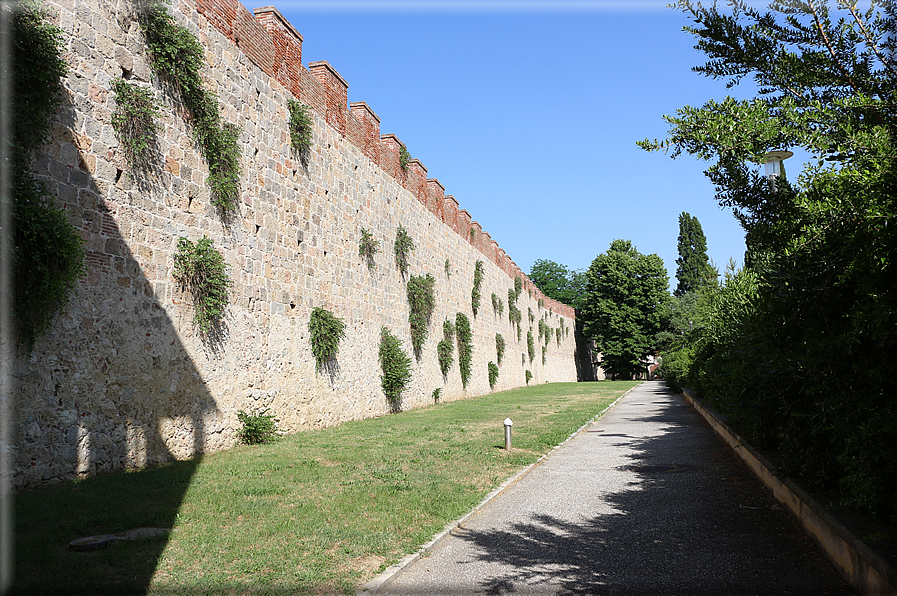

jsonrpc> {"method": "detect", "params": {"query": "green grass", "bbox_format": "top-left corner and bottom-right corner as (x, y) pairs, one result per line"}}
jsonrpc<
(13, 381), (638, 595)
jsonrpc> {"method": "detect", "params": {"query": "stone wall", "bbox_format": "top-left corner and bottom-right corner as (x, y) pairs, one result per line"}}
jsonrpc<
(13, 0), (577, 489)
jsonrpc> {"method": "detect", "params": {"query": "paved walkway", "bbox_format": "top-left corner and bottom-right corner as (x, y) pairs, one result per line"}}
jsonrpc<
(378, 381), (853, 595)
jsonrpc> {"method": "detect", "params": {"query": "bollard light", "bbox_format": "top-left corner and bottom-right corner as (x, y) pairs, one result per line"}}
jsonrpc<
(504, 418), (513, 451)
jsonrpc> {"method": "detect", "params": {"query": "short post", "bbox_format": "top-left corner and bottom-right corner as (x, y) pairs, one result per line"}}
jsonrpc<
(504, 418), (513, 451)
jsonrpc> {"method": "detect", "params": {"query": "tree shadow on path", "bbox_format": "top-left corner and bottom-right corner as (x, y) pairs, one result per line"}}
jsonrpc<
(456, 385), (854, 595)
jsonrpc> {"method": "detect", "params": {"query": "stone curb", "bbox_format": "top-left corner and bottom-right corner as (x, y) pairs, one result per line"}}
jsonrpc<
(683, 388), (897, 596)
(356, 384), (638, 595)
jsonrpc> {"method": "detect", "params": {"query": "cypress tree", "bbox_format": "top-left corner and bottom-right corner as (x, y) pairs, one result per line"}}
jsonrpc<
(674, 212), (712, 296)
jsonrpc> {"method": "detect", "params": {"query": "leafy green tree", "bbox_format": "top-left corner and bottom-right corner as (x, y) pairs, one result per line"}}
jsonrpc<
(528, 259), (587, 310)
(581, 240), (670, 379)
(674, 212), (714, 296)
(641, 0), (897, 520)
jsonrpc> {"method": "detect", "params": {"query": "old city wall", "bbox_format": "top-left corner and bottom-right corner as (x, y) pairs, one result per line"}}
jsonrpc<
(14, 0), (577, 489)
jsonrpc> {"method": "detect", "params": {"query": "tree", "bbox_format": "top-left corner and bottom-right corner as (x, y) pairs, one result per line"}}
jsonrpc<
(640, 0), (897, 520)
(674, 212), (713, 296)
(528, 259), (587, 310)
(581, 240), (670, 379)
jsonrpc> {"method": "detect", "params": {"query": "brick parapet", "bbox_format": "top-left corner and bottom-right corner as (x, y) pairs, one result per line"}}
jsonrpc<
(253, 6), (303, 98)
(308, 61), (348, 136)
(426, 179), (445, 220)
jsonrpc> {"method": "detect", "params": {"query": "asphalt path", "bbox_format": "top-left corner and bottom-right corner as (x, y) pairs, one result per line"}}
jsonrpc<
(377, 381), (854, 595)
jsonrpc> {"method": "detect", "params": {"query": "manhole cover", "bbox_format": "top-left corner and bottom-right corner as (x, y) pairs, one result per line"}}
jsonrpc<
(69, 535), (117, 551)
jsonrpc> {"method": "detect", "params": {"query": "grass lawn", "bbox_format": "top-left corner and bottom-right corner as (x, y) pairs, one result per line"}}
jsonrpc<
(13, 380), (638, 595)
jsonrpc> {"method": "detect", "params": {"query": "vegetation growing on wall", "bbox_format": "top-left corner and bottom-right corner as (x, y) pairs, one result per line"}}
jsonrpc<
(379, 327), (412, 403)
(525, 370), (532, 385)
(514, 277), (523, 297)
(495, 333), (505, 366)
(456, 312), (473, 388)
(172, 236), (232, 333)
(111, 79), (162, 168)
(471, 260), (484, 316)
(407, 273), (436, 358)
(141, 0), (241, 212)
(358, 227), (379, 270)
(308, 307), (346, 371)
(491, 293), (504, 317)
(287, 99), (313, 154)
(394, 224), (414, 276)
(444, 258), (451, 278)
(542, 345), (547, 365)
(437, 319), (455, 378)
(399, 144), (411, 171)
(526, 330), (535, 363)
(12, 1), (85, 353)
(488, 362), (499, 390)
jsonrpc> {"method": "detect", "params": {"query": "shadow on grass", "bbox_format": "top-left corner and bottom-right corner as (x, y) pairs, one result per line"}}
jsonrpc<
(12, 85), (219, 593)
(13, 458), (199, 595)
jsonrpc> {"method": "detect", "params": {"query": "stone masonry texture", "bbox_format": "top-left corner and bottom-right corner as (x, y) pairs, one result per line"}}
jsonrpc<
(14, 0), (577, 489)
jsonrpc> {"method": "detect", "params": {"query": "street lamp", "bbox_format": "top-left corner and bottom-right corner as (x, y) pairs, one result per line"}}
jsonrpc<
(762, 150), (793, 191)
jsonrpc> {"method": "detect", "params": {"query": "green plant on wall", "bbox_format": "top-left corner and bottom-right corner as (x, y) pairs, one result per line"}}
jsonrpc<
(399, 144), (411, 171)
(528, 307), (535, 324)
(309, 307), (346, 371)
(556, 326), (563, 346)
(471, 260), (484, 316)
(509, 304), (522, 341)
(542, 345), (547, 365)
(407, 273), (436, 358)
(491, 293), (504, 317)
(358, 227), (379, 270)
(444, 258), (451, 278)
(469, 228), (475, 242)
(12, 1), (85, 353)
(172, 236), (232, 333)
(437, 319), (455, 378)
(488, 361), (499, 390)
(514, 276), (523, 297)
(141, 0), (241, 212)
(538, 298), (544, 310)
(525, 370), (532, 385)
(394, 224), (415, 276)
(236, 408), (278, 444)
(495, 333), (506, 366)
(379, 327), (412, 403)
(526, 330), (535, 363)
(111, 79), (162, 168)
(287, 99), (313, 154)
(432, 388), (442, 404)
(456, 312), (473, 388)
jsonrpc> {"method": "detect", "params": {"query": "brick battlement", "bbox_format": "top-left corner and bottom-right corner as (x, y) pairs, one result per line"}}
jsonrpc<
(200, 0), (572, 318)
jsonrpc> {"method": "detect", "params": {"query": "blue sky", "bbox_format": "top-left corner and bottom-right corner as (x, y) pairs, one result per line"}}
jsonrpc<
(270, 0), (782, 288)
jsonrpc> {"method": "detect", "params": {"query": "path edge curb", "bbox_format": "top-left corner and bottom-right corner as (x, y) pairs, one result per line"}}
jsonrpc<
(683, 388), (897, 596)
(357, 383), (639, 595)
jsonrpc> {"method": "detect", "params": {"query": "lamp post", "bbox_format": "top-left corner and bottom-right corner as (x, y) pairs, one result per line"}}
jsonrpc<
(762, 150), (793, 191)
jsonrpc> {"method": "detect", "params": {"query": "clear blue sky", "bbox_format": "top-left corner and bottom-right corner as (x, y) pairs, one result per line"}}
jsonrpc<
(271, 0), (780, 288)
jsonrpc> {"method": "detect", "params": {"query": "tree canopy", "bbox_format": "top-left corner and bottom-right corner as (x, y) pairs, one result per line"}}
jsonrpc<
(528, 259), (586, 310)
(674, 212), (713, 296)
(643, 0), (897, 521)
(581, 240), (670, 380)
